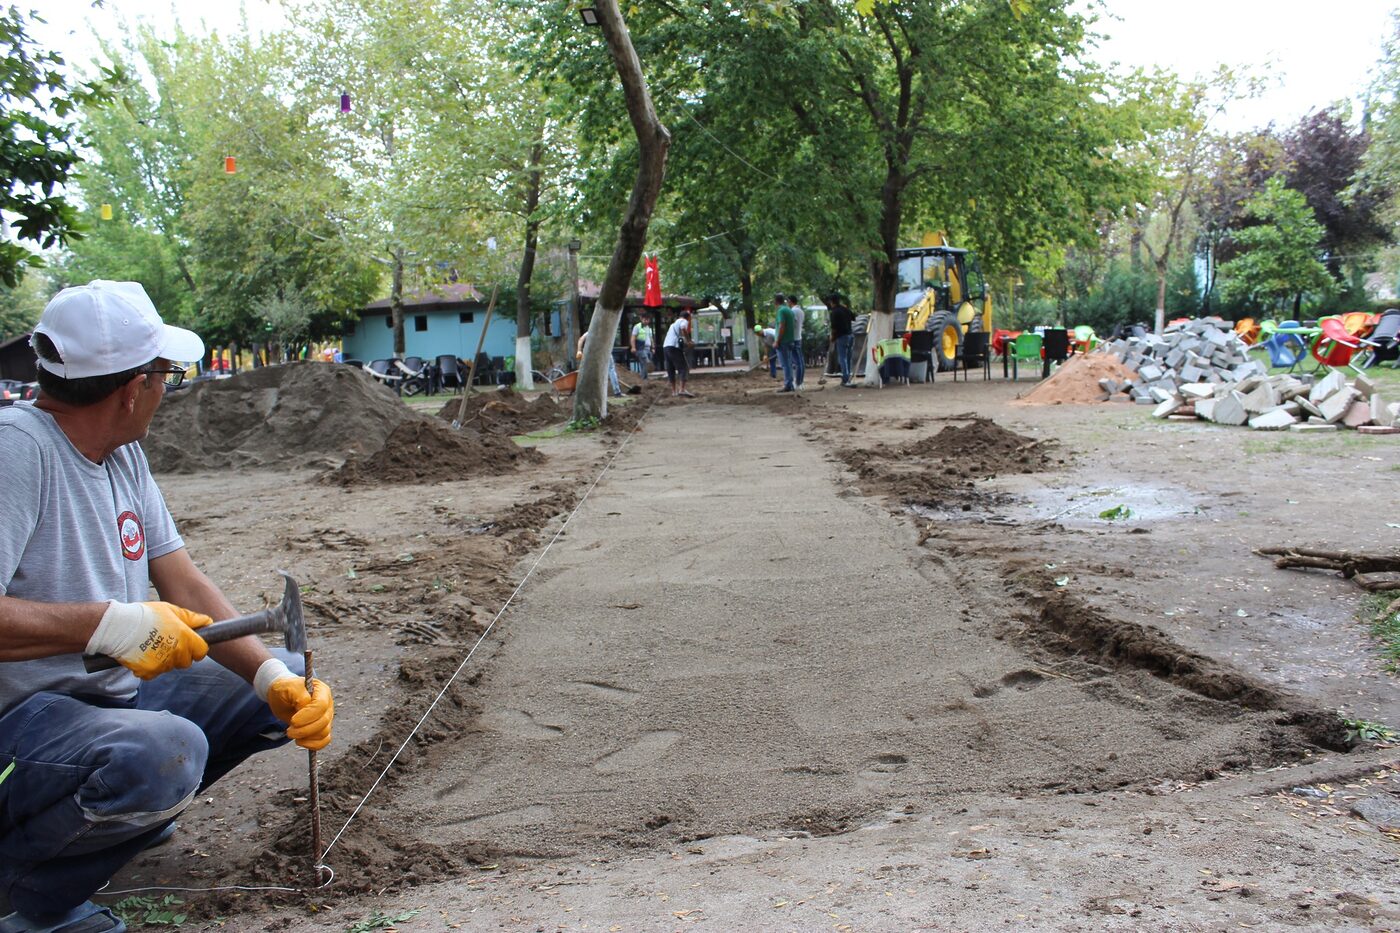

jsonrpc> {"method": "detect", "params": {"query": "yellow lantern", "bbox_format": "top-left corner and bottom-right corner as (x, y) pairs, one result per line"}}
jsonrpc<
(100, 203), (113, 221)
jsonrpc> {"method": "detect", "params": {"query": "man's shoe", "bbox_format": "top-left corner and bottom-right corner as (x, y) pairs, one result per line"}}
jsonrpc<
(776, 387), (795, 393)
(0, 901), (127, 933)
(678, 390), (696, 398)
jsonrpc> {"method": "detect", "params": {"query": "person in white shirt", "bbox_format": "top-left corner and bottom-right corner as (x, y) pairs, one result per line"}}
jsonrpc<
(662, 310), (696, 398)
(788, 295), (806, 388)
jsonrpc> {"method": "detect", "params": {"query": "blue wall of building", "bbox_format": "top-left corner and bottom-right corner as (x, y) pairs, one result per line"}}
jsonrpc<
(343, 309), (520, 362)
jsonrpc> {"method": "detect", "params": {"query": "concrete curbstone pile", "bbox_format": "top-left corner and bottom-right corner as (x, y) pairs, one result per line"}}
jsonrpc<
(1098, 318), (1398, 433)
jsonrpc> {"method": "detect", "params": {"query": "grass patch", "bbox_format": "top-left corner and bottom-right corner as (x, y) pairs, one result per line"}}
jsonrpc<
(1360, 593), (1400, 674)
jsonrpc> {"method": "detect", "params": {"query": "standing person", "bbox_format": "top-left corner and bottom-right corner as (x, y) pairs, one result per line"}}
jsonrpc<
(0, 281), (334, 933)
(663, 309), (696, 398)
(775, 296), (799, 393)
(788, 295), (806, 389)
(577, 330), (623, 397)
(630, 314), (655, 379)
(828, 293), (855, 387)
(754, 324), (778, 378)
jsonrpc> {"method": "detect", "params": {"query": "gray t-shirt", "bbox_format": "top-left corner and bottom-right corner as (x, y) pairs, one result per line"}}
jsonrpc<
(0, 403), (184, 715)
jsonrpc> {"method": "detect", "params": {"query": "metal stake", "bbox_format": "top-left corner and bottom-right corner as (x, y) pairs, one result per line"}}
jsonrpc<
(304, 648), (324, 886)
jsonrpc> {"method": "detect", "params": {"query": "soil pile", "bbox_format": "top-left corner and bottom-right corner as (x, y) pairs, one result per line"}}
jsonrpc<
(143, 362), (410, 473)
(899, 419), (1056, 474)
(435, 388), (567, 436)
(322, 417), (544, 486)
(1015, 353), (1133, 405)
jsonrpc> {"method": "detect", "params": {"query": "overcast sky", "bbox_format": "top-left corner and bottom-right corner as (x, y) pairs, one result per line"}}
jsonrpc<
(33, 0), (1399, 133)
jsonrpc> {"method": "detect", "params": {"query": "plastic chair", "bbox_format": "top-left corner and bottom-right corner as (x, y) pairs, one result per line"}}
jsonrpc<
(1070, 325), (1098, 355)
(1042, 328), (1070, 377)
(364, 359), (404, 394)
(394, 357), (433, 395)
(1358, 310), (1400, 368)
(436, 354), (464, 393)
(1233, 317), (1261, 346)
(956, 331), (991, 381)
(1008, 333), (1043, 380)
(1309, 316), (1364, 373)
(1259, 320), (1314, 372)
(1341, 312), (1378, 338)
(907, 331), (936, 383)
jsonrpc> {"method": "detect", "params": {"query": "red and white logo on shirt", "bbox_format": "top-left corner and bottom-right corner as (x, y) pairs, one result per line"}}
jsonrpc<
(117, 511), (145, 561)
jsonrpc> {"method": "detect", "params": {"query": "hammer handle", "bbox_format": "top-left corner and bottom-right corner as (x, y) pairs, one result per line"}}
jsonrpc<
(81, 607), (279, 673)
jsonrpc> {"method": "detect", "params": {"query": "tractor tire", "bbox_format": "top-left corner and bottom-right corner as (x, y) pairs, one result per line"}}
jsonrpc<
(929, 310), (962, 371)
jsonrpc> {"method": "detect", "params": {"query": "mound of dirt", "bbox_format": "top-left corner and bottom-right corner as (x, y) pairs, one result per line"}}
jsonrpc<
(435, 388), (567, 436)
(143, 362), (411, 473)
(1014, 352), (1133, 405)
(321, 416), (543, 486)
(898, 419), (1055, 474)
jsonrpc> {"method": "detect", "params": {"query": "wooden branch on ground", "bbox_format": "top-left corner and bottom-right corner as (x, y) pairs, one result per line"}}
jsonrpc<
(1256, 546), (1400, 596)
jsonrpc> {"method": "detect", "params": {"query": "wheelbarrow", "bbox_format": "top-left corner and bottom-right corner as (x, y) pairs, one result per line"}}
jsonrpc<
(549, 369), (579, 397)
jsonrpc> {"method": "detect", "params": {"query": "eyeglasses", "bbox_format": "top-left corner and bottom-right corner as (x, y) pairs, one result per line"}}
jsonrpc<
(143, 367), (187, 388)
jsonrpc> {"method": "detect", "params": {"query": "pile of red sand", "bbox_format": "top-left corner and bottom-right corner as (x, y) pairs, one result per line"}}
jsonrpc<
(322, 417), (544, 486)
(1014, 352), (1133, 405)
(144, 362), (411, 473)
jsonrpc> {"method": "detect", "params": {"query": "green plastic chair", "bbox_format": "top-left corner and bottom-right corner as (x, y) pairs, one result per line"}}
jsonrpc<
(1009, 333), (1044, 380)
(1071, 325), (1098, 354)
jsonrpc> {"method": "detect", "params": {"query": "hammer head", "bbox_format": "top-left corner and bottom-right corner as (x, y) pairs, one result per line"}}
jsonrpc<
(272, 570), (307, 654)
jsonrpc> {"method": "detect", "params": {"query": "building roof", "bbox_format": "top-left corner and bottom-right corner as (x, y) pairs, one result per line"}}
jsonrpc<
(576, 279), (700, 307)
(361, 283), (485, 312)
(0, 332), (33, 353)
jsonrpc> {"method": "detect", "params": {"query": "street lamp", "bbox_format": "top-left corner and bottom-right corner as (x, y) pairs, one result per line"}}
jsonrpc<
(579, 7), (600, 26)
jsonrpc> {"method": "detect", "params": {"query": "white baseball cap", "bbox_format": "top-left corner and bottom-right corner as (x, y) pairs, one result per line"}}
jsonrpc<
(32, 280), (205, 379)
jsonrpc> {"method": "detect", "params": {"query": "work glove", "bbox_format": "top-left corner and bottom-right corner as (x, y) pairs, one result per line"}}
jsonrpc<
(87, 601), (212, 679)
(256, 658), (335, 751)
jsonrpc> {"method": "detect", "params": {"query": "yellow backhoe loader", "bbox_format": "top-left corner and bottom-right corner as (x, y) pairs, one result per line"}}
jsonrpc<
(897, 232), (993, 372)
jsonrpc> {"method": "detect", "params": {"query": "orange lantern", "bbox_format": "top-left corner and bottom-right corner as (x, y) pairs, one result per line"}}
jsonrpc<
(224, 156), (236, 174)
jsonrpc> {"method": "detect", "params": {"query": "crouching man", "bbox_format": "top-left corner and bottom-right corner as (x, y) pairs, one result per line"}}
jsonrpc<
(0, 282), (333, 933)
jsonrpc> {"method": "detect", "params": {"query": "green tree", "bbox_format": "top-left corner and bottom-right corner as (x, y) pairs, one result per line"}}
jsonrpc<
(0, 8), (119, 285)
(1218, 177), (1331, 312)
(0, 267), (50, 339)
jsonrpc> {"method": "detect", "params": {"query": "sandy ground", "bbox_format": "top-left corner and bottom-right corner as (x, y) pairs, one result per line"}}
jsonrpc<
(107, 368), (1400, 931)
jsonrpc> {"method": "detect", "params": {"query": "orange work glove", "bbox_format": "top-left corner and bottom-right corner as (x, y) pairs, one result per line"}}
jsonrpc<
(256, 659), (335, 750)
(86, 601), (211, 679)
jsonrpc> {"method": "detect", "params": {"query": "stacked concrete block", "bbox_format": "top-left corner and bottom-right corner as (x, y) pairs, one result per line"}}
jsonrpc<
(1115, 318), (1399, 434)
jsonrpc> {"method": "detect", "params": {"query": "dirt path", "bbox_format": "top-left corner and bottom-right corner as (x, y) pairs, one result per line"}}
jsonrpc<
(229, 394), (1397, 931)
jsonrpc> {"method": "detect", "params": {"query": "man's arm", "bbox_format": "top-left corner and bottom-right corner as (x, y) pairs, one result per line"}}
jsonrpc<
(0, 596), (106, 661)
(148, 548), (272, 684)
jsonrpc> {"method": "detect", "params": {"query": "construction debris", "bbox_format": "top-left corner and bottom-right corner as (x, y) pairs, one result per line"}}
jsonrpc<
(1091, 318), (1399, 432)
(1257, 546), (1400, 594)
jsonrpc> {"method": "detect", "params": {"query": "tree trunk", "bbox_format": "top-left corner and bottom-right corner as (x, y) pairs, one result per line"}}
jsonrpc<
(1154, 261), (1168, 335)
(861, 173), (903, 385)
(739, 259), (759, 369)
(573, 0), (671, 423)
(390, 249), (406, 356)
(515, 141), (544, 391)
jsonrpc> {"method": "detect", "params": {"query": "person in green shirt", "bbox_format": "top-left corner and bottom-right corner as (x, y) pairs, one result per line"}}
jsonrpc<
(775, 295), (798, 393)
(630, 315), (655, 379)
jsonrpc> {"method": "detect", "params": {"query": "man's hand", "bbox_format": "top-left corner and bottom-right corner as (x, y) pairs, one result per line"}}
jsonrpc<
(86, 601), (211, 679)
(256, 659), (334, 750)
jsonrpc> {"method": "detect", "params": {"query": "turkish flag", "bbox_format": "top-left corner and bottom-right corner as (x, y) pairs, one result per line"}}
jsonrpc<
(643, 256), (663, 307)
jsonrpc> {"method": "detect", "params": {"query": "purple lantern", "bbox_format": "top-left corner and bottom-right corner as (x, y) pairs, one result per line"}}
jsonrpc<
(340, 93), (351, 113)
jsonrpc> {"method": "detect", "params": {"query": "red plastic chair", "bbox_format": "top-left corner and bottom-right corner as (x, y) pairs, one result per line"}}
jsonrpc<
(1309, 316), (1364, 373)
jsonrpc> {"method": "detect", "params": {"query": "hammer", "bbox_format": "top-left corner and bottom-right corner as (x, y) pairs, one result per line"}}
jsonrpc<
(82, 571), (305, 673)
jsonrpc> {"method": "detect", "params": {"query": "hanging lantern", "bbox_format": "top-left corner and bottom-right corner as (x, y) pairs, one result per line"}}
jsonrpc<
(99, 203), (113, 221)
(340, 92), (351, 113)
(224, 156), (236, 174)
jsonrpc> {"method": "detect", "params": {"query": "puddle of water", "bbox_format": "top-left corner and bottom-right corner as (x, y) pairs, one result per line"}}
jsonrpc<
(1021, 482), (1200, 526)
(908, 482), (1198, 527)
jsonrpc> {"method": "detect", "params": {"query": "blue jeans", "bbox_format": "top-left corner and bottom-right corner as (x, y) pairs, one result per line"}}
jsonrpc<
(634, 347), (651, 379)
(607, 356), (621, 396)
(834, 334), (854, 384)
(0, 651), (299, 917)
(796, 344), (806, 386)
(768, 348), (778, 378)
(778, 343), (799, 390)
